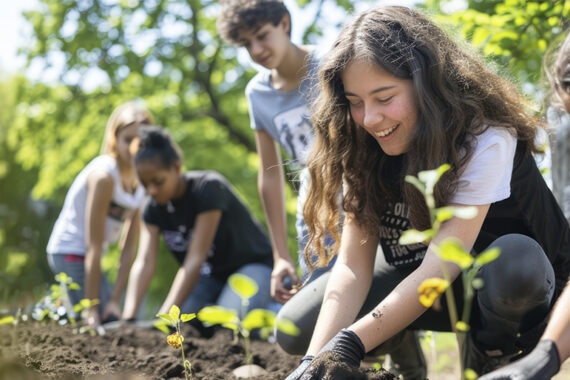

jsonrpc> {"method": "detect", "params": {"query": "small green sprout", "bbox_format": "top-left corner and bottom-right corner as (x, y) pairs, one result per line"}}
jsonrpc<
(33, 272), (99, 328)
(198, 273), (300, 368)
(0, 316), (15, 325)
(156, 304), (196, 380)
(400, 164), (501, 380)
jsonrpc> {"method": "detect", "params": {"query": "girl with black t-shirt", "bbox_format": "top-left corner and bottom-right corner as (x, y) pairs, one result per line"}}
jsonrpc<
(282, 6), (570, 380)
(122, 126), (273, 322)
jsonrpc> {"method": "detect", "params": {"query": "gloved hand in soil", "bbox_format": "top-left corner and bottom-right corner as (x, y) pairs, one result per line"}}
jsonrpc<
(477, 340), (561, 380)
(299, 351), (370, 380)
(285, 329), (365, 380)
(285, 355), (314, 380)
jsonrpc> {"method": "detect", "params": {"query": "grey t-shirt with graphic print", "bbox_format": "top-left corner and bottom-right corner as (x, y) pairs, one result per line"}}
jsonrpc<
(245, 52), (319, 169)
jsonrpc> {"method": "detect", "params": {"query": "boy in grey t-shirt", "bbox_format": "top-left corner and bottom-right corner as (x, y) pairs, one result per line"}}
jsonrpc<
(217, 0), (329, 305)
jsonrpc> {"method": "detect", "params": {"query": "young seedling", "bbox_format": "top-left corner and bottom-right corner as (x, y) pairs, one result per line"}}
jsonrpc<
(32, 272), (99, 329)
(197, 274), (300, 367)
(399, 164), (500, 380)
(156, 304), (196, 380)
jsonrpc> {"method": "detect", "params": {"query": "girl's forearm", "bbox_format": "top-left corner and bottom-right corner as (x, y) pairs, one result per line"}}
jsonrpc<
(122, 260), (154, 319)
(109, 246), (136, 303)
(306, 263), (372, 355)
(84, 246), (103, 305)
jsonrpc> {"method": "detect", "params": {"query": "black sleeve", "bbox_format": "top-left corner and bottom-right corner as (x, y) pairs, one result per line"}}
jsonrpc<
(142, 196), (161, 226)
(195, 178), (231, 214)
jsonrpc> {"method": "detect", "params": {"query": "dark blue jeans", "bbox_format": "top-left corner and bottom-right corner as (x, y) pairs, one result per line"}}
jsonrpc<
(181, 263), (273, 318)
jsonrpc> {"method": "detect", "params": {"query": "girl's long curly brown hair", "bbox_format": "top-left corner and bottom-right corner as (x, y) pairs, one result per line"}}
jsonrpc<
(303, 6), (542, 270)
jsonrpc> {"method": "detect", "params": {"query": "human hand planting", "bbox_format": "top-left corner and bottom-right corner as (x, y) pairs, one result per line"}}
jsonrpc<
(477, 340), (560, 380)
(101, 300), (121, 323)
(271, 258), (298, 304)
(285, 329), (365, 380)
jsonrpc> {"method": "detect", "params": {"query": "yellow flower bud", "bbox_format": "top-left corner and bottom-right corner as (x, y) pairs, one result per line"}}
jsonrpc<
(167, 332), (184, 349)
(417, 278), (449, 308)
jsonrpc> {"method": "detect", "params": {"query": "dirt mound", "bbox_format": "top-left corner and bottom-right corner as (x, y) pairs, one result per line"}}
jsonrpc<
(0, 321), (395, 379)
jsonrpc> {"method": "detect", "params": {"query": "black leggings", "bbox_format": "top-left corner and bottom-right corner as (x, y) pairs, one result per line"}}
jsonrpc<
(276, 234), (555, 356)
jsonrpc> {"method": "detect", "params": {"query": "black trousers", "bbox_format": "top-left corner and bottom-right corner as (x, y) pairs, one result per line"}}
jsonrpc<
(276, 234), (555, 357)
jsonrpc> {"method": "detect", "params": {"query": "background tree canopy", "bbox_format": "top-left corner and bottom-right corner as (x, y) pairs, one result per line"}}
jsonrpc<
(1, 0), (568, 316)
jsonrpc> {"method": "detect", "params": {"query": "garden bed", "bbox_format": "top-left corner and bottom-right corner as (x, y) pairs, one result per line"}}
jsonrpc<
(0, 321), (395, 379)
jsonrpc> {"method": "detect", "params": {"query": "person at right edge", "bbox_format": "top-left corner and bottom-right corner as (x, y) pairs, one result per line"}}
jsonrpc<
(281, 6), (570, 380)
(479, 29), (570, 380)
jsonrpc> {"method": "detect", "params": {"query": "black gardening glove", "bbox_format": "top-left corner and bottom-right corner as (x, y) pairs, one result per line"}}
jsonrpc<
(285, 355), (314, 380)
(316, 328), (366, 367)
(285, 329), (366, 380)
(478, 340), (561, 380)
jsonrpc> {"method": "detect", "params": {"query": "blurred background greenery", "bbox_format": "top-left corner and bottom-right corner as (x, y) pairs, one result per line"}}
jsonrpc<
(0, 0), (568, 318)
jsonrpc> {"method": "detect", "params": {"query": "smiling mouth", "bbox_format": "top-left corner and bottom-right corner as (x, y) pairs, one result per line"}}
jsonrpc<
(257, 56), (270, 64)
(375, 124), (399, 138)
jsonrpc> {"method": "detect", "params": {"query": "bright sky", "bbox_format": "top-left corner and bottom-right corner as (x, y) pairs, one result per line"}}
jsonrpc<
(0, 0), (36, 74)
(0, 0), (421, 77)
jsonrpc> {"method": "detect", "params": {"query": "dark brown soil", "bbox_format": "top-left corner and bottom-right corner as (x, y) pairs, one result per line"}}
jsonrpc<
(0, 321), (395, 379)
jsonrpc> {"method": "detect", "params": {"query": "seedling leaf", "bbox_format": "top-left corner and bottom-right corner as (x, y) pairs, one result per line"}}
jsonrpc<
(276, 318), (301, 336)
(471, 278), (484, 290)
(197, 305), (238, 325)
(154, 319), (171, 333)
(405, 175), (426, 195)
(438, 239), (474, 270)
(435, 207), (454, 222)
(451, 206), (478, 219)
(464, 368), (478, 380)
(69, 282), (81, 290)
(222, 322), (239, 331)
(436, 206), (477, 222)
(0, 316), (15, 325)
(399, 229), (434, 245)
(181, 313), (196, 322)
(456, 321), (470, 332)
(475, 247), (500, 267)
(418, 164), (450, 194)
(169, 305), (181, 322)
(156, 314), (174, 325)
(242, 309), (275, 331)
(228, 274), (259, 299)
(56, 272), (69, 284)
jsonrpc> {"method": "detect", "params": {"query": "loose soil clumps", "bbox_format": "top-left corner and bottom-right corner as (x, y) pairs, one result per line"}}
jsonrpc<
(0, 321), (395, 379)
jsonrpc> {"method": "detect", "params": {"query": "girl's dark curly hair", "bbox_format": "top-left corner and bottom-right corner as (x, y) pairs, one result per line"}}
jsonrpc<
(303, 6), (542, 270)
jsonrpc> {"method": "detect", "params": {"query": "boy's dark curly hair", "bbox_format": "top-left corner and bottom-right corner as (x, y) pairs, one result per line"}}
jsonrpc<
(217, 0), (291, 45)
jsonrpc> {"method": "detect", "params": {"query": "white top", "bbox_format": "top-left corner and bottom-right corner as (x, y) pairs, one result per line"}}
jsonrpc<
(47, 155), (145, 255)
(379, 127), (518, 267)
(451, 127), (517, 205)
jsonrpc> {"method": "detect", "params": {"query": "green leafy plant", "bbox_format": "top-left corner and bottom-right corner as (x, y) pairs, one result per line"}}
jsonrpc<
(32, 272), (99, 327)
(399, 164), (500, 380)
(0, 316), (15, 325)
(197, 274), (300, 367)
(156, 304), (197, 380)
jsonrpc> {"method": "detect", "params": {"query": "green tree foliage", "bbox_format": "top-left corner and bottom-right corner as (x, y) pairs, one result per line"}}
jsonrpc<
(6, 0), (363, 311)
(0, 77), (57, 306)
(422, 0), (570, 101)
(5, 0), (567, 310)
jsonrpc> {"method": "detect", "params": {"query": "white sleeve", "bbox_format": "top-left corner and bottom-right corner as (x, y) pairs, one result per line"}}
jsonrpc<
(450, 128), (517, 205)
